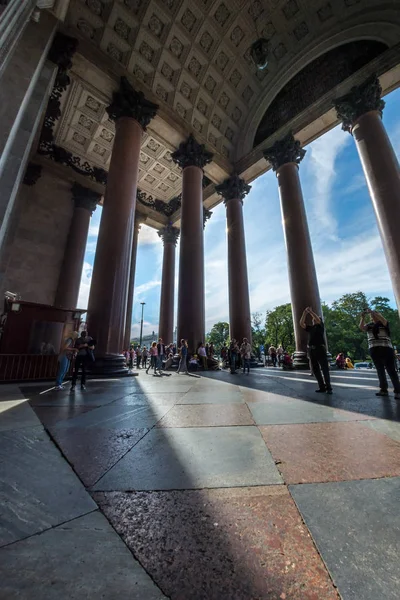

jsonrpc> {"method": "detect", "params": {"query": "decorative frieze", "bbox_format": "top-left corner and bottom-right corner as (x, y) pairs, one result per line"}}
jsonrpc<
(106, 77), (158, 129)
(334, 75), (385, 133)
(263, 133), (306, 171)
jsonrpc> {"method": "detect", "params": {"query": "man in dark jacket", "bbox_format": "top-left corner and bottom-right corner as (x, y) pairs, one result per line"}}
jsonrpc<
(300, 307), (332, 394)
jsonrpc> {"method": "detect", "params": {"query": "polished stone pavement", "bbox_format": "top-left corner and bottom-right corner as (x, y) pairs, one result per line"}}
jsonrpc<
(1, 368), (400, 598)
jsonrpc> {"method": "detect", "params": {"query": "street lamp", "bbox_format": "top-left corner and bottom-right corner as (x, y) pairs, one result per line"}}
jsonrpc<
(139, 302), (146, 346)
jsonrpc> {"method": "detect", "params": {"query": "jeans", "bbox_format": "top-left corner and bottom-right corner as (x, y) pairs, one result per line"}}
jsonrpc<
(157, 354), (164, 371)
(142, 356), (147, 369)
(309, 346), (331, 390)
(370, 346), (400, 393)
(137, 356), (141, 369)
(56, 355), (70, 386)
(201, 356), (207, 370)
(230, 352), (237, 373)
(147, 355), (156, 373)
(72, 355), (87, 386)
(243, 358), (250, 374)
(177, 355), (187, 373)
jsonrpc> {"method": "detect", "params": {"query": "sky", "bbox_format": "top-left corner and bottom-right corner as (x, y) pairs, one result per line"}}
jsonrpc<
(78, 87), (400, 340)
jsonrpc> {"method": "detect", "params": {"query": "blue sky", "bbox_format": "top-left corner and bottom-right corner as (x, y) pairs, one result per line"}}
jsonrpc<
(78, 87), (400, 340)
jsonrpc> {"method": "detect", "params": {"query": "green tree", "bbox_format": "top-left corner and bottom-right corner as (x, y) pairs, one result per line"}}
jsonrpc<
(206, 322), (229, 351)
(265, 303), (295, 353)
(251, 312), (266, 352)
(324, 292), (369, 360)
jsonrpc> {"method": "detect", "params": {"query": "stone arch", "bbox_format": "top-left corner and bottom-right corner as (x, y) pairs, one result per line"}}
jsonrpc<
(239, 18), (400, 156)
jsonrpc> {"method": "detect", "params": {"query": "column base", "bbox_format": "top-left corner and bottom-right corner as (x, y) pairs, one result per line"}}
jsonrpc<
(293, 351), (310, 370)
(87, 354), (136, 378)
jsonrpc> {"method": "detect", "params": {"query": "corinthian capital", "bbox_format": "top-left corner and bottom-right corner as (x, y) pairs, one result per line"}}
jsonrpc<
(171, 134), (213, 170)
(72, 183), (101, 214)
(334, 75), (385, 133)
(215, 174), (251, 204)
(158, 224), (180, 245)
(263, 133), (306, 172)
(106, 77), (159, 129)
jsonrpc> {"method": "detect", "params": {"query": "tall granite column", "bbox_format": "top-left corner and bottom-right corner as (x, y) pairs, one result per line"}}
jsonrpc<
(123, 211), (147, 350)
(171, 134), (213, 352)
(54, 183), (100, 309)
(158, 224), (179, 344)
(264, 134), (322, 367)
(216, 175), (252, 343)
(335, 75), (400, 313)
(87, 77), (158, 372)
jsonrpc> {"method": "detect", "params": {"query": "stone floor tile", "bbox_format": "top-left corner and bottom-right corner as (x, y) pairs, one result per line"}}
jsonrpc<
(290, 478), (400, 600)
(32, 405), (96, 427)
(0, 511), (167, 600)
(0, 399), (43, 431)
(50, 402), (171, 430)
(156, 403), (254, 427)
(0, 426), (96, 547)
(94, 487), (339, 600)
(116, 392), (185, 407)
(249, 397), (373, 425)
(25, 386), (134, 407)
(93, 426), (282, 491)
(360, 418), (400, 442)
(260, 421), (400, 484)
(50, 426), (149, 486)
(177, 391), (245, 404)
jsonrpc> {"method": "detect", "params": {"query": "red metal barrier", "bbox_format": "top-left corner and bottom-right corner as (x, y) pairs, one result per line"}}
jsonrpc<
(0, 354), (60, 382)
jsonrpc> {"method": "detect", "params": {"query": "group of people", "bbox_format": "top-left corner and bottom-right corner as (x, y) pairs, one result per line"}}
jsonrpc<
(300, 305), (400, 399)
(219, 338), (252, 374)
(265, 345), (293, 369)
(55, 330), (95, 391)
(335, 352), (355, 370)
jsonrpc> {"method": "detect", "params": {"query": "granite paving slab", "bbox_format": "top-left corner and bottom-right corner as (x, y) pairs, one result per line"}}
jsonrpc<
(260, 421), (400, 484)
(249, 397), (372, 425)
(50, 426), (149, 486)
(115, 392), (186, 407)
(50, 402), (171, 430)
(93, 426), (282, 491)
(0, 510), (167, 600)
(94, 487), (339, 600)
(156, 403), (254, 427)
(0, 399), (43, 431)
(0, 426), (96, 547)
(32, 405), (96, 427)
(177, 391), (245, 404)
(25, 386), (136, 407)
(290, 478), (400, 600)
(361, 418), (400, 442)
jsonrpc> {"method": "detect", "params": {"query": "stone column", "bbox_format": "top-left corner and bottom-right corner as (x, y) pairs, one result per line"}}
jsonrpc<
(158, 224), (179, 344)
(172, 134), (213, 352)
(335, 75), (400, 313)
(264, 134), (322, 367)
(54, 183), (99, 309)
(87, 77), (158, 372)
(216, 174), (252, 344)
(123, 211), (146, 350)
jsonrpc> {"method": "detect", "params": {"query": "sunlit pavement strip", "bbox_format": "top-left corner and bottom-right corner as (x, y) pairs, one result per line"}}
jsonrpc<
(1, 372), (400, 600)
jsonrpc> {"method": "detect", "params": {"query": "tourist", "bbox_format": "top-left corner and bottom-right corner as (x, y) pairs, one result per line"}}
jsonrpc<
(205, 342), (210, 357)
(71, 331), (95, 391)
(336, 352), (346, 369)
(269, 345), (277, 367)
(189, 354), (199, 371)
(129, 345), (135, 369)
(157, 337), (165, 372)
(229, 339), (239, 374)
(282, 351), (293, 370)
(177, 339), (188, 374)
(55, 331), (79, 389)
(198, 342), (207, 370)
(300, 307), (332, 394)
(141, 346), (148, 369)
(345, 356), (354, 369)
(277, 344), (284, 366)
(360, 308), (400, 399)
(240, 337), (252, 375)
(146, 341), (158, 374)
(136, 345), (142, 369)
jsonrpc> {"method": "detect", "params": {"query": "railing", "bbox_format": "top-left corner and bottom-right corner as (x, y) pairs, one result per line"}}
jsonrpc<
(0, 354), (60, 381)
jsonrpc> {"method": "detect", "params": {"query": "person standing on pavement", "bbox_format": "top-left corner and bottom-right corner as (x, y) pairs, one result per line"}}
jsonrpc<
(146, 341), (158, 374)
(269, 345), (277, 367)
(300, 307), (332, 394)
(157, 338), (165, 372)
(55, 331), (79, 389)
(177, 339), (189, 374)
(136, 345), (142, 369)
(141, 346), (148, 370)
(240, 338), (252, 375)
(277, 345), (284, 366)
(71, 331), (94, 391)
(360, 308), (400, 399)
(198, 343), (207, 370)
(229, 339), (239, 374)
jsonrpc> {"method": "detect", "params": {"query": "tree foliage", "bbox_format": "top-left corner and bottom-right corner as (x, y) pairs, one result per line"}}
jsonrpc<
(265, 303), (295, 353)
(251, 312), (266, 352)
(206, 322), (229, 350)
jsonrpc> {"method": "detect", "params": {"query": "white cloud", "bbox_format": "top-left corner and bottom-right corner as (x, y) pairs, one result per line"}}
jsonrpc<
(134, 279), (161, 300)
(88, 223), (99, 237)
(305, 126), (350, 241)
(77, 261), (93, 309)
(139, 224), (161, 245)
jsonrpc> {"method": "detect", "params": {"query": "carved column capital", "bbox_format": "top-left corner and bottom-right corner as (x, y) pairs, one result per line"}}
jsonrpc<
(23, 163), (42, 186)
(158, 224), (180, 245)
(106, 77), (158, 129)
(171, 134), (213, 170)
(203, 206), (212, 229)
(215, 174), (251, 204)
(263, 133), (306, 171)
(71, 183), (101, 214)
(334, 74), (385, 133)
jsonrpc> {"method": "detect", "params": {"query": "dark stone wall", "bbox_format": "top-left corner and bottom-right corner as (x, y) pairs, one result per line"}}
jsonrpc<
(254, 40), (388, 148)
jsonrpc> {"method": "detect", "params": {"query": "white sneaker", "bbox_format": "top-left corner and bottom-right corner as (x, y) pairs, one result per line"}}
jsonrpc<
(55, 385), (63, 390)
